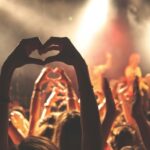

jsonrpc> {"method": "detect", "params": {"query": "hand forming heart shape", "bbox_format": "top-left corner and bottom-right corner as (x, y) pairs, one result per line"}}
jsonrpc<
(0, 36), (85, 103)
(3, 36), (85, 72)
(42, 37), (84, 66)
(26, 37), (84, 67)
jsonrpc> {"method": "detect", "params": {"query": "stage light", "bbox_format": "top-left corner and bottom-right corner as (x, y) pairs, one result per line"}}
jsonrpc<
(139, 22), (150, 60)
(74, 0), (110, 53)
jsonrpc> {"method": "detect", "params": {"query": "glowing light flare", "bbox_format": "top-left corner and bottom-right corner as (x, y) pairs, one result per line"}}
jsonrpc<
(74, 0), (110, 52)
(138, 22), (150, 61)
(142, 23), (150, 49)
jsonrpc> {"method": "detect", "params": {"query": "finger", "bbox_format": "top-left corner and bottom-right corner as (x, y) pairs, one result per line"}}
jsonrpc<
(22, 37), (42, 48)
(53, 67), (62, 73)
(40, 45), (60, 55)
(42, 67), (53, 76)
(133, 77), (141, 107)
(36, 67), (51, 83)
(44, 54), (61, 64)
(61, 72), (71, 83)
(27, 57), (44, 65)
(102, 77), (109, 94)
(102, 78), (114, 104)
(43, 37), (63, 49)
(32, 38), (43, 52)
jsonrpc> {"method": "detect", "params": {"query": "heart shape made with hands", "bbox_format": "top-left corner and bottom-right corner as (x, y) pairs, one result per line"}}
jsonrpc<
(30, 48), (60, 62)
(29, 39), (60, 64)
(21, 37), (79, 67)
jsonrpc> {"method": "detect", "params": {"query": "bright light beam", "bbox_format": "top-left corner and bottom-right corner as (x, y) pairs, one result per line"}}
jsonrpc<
(74, 0), (110, 53)
(138, 22), (150, 63)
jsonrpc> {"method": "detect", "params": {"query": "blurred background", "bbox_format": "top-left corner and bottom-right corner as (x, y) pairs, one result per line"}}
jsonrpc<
(1, 0), (150, 107)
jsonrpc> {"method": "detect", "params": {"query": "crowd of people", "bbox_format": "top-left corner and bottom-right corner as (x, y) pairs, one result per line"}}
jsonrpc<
(0, 37), (150, 150)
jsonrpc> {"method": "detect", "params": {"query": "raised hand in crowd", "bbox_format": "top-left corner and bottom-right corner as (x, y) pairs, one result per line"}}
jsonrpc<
(43, 37), (103, 150)
(132, 77), (150, 149)
(102, 78), (118, 147)
(3, 36), (150, 150)
(0, 37), (43, 150)
(28, 67), (53, 136)
(52, 67), (79, 111)
(8, 120), (24, 145)
(117, 80), (144, 148)
(9, 109), (29, 139)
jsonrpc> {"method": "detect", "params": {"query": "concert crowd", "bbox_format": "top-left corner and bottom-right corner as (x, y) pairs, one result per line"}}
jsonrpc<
(0, 37), (150, 150)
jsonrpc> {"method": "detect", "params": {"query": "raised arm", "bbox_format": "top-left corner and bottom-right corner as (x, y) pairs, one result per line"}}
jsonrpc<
(102, 78), (118, 147)
(0, 37), (43, 150)
(56, 68), (79, 111)
(43, 37), (103, 150)
(74, 62), (103, 150)
(40, 87), (62, 120)
(132, 77), (150, 149)
(28, 67), (52, 136)
(8, 120), (24, 145)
